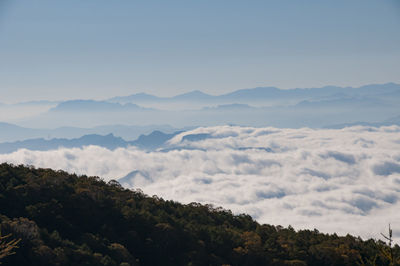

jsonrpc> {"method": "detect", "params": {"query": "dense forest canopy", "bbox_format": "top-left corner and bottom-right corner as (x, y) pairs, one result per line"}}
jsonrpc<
(0, 163), (399, 265)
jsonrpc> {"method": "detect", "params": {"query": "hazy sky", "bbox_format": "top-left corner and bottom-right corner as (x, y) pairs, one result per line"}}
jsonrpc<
(0, 0), (399, 103)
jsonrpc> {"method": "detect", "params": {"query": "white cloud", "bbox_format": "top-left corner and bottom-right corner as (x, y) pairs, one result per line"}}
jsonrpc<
(1, 125), (400, 241)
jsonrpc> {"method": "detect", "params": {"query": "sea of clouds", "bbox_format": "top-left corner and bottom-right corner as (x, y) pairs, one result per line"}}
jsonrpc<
(2, 125), (400, 241)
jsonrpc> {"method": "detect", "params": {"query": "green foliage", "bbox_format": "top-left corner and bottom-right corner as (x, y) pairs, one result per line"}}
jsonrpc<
(0, 163), (399, 265)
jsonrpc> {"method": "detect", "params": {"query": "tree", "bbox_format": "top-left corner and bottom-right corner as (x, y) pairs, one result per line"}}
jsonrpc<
(380, 224), (399, 266)
(0, 227), (21, 263)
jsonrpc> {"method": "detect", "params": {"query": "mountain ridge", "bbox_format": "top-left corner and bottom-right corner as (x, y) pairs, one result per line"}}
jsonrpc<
(0, 163), (398, 265)
(0, 130), (182, 153)
(106, 83), (400, 104)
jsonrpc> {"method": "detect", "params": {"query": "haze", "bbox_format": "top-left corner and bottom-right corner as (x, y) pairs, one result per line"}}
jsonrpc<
(0, 0), (399, 103)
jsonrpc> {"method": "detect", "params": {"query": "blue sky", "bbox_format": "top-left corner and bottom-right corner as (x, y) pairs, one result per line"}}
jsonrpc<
(0, 0), (399, 103)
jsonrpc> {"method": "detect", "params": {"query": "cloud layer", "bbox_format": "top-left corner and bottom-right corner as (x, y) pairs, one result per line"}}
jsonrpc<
(2, 125), (400, 241)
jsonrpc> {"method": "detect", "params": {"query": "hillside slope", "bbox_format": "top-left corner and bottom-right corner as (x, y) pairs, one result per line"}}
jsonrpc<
(0, 163), (398, 265)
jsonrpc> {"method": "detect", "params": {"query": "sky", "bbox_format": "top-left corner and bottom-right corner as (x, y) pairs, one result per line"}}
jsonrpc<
(0, 0), (399, 103)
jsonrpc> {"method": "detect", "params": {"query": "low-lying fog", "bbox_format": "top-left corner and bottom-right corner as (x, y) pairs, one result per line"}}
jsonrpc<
(1, 125), (400, 241)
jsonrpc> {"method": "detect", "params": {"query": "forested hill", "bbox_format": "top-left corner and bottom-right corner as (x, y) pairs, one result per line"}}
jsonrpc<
(0, 164), (398, 265)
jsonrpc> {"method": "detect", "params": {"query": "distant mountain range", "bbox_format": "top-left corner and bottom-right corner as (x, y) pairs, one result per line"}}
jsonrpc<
(50, 100), (152, 112)
(1, 83), (399, 129)
(0, 122), (180, 143)
(130, 130), (182, 149)
(0, 134), (127, 153)
(2, 112), (400, 154)
(108, 90), (215, 104)
(107, 83), (400, 105)
(2, 83), (398, 108)
(0, 130), (182, 154)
